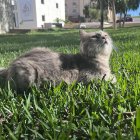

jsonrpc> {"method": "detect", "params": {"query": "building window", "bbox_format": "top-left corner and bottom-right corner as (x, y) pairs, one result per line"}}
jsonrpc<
(42, 15), (45, 21)
(72, 9), (77, 13)
(56, 3), (59, 8)
(73, 2), (76, 6)
(41, 0), (44, 4)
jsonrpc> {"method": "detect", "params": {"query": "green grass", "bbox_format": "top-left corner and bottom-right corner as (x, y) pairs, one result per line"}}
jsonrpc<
(0, 27), (140, 139)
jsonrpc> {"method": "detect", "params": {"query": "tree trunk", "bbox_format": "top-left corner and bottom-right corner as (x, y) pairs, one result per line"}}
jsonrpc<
(112, 0), (117, 29)
(122, 9), (127, 27)
(100, 0), (104, 30)
(0, 0), (14, 34)
(122, 12), (125, 27)
(119, 12), (122, 27)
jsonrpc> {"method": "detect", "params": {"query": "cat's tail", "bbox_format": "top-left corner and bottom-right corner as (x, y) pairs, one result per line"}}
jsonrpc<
(0, 68), (8, 88)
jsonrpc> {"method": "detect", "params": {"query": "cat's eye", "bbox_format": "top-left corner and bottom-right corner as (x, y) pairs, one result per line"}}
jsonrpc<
(96, 34), (101, 38)
(91, 34), (101, 39)
(91, 35), (97, 39)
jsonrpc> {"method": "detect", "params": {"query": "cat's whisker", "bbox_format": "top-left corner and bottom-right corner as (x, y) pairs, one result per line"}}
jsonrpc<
(112, 45), (118, 52)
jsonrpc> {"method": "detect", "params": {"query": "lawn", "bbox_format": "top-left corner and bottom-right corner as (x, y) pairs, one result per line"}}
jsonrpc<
(0, 27), (140, 139)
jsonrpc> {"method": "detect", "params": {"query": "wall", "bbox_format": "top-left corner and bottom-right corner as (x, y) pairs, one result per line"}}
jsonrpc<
(35, 0), (46, 28)
(65, 0), (80, 17)
(46, 0), (65, 26)
(14, 0), (37, 29)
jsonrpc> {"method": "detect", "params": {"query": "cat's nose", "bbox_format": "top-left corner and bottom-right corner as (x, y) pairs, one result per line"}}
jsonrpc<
(101, 36), (107, 43)
(102, 36), (105, 39)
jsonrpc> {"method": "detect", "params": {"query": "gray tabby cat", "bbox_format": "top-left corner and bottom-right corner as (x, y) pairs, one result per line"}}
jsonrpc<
(0, 30), (116, 93)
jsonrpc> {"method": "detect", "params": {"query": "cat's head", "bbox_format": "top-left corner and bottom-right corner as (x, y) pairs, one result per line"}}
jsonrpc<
(80, 30), (113, 58)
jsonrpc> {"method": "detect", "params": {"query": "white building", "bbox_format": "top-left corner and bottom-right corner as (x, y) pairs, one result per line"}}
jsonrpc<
(13, 0), (65, 29)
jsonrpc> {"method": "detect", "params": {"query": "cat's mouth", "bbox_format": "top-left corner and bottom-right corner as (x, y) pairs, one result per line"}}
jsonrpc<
(102, 40), (108, 46)
(104, 40), (108, 44)
(102, 37), (107, 43)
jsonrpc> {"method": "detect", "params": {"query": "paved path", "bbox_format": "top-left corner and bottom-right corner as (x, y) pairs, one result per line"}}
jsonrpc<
(76, 17), (140, 29)
(133, 17), (140, 23)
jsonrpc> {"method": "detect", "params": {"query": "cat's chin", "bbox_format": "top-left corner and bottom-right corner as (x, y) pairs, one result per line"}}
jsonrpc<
(101, 41), (107, 48)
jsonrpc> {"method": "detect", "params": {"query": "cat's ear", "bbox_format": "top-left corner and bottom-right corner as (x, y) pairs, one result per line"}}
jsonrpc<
(79, 30), (87, 39)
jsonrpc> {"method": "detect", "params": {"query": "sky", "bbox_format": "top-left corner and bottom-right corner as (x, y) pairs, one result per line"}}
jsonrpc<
(127, 5), (140, 16)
